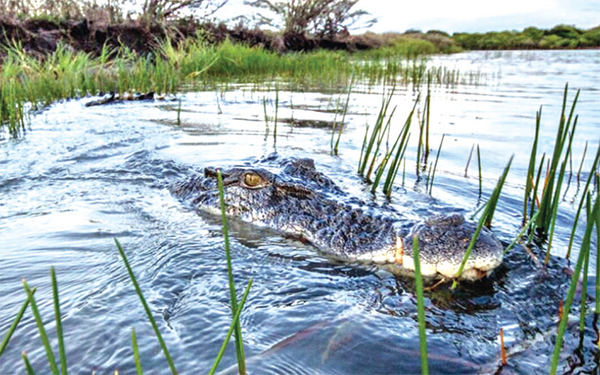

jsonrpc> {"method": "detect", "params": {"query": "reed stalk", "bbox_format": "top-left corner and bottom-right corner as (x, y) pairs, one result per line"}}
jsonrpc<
(216, 170), (247, 374)
(273, 86), (279, 145)
(50, 267), (68, 375)
(595, 179), (600, 314)
(131, 328), (143, 375)
(549, 195), (598, 375)
(504, 211), (540, 255)
(535, 86), (580, 235)
(114, 239), (179, 375)
(380, 100), (417, 196)
(524, 109), (542, 222)
(262, 96), (269, 138)
(452, 156), (513, 289)
(22, 279), (59, 375)
(0, 288), (36, 358)
(416, 89), (431, 172)
(579, 195), (591, 333)
(358, 87), (397, 180)
(332, 80), (352, 155)
(565, 142), (600, 259)
(22, 351), (36, 375)
(411, 236), (430, 375)
(477, 145), (482, 196)
(427, 134), (445, 195)
(464, 144), (475, 178)
(530, 153), (546, 221)
(544, 117), (579, 264)
(208, 279), (253, 375)
(577, 141), (588, 182)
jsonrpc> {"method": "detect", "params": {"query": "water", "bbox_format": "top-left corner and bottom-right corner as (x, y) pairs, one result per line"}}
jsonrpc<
(1, 50), (599, 374)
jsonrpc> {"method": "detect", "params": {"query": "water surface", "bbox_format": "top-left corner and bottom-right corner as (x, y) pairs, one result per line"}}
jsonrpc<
(1, 50), (599, 374)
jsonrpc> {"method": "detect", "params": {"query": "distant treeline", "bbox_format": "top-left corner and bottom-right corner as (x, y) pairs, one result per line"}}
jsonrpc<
(450, 24), (600, 50)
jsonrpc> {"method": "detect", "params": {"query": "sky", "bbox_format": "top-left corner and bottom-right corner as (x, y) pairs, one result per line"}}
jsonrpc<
(213, 0), (600, 34)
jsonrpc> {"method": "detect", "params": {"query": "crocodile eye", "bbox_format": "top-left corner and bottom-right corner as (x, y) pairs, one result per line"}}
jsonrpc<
(243, 173), (263, 188)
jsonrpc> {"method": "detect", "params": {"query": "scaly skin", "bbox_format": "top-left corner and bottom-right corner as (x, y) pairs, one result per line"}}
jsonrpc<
(171, 157), (503, 280)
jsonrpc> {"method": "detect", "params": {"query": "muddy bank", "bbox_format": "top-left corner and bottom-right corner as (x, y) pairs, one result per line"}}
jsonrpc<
(0, 17), (382, 59)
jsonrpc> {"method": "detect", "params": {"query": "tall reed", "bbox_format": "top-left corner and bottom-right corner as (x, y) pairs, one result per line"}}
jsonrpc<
(412, 236), (430, 375)
(358, 87), (398, 181)
(533, 85), (580, 236)
(549, 195), (598, 375)
(331, 80), (352, 156)
(216, 170), (248, 374)
(115, 238), (179, 375)
(565, 142), (600, 259)
(451, 156), (513, 289)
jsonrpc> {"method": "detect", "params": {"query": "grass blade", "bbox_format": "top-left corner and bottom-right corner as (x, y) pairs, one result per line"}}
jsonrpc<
(579, 199), (590, 333)
(114, 238), (178, 375)
(412, 236), (429, 375)
(273, 86), (279, 145)
(208, 279), (253, 375)
(22, 351), (36, 375)
(524, 109), (542, 221)
(216, 170), (246, 374)
(0, 288), (36, 358)
(504, 211), (540, 255)
(452, 156), (513, 288)
(427, 134), (445, 195)
(550, 195), (597, 375)
(22, 279), (59, 375)
(333, 80), (352, 155)
(595, 176), (600, 314)
(477, 144), (482, 196)
(566, 142), (600, 259)
(50, 267), (68, 375)
(131, 328), (143, 375)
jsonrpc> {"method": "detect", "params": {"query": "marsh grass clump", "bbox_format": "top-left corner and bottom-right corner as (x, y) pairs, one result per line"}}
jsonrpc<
(550, 194), (598, 375)
(520, 85), (600, 263)
(1, 33), (481, 137)
(358, 87), (419, 197)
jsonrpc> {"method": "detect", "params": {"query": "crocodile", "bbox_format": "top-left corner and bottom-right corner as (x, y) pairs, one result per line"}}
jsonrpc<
(171, 156), (504, 281)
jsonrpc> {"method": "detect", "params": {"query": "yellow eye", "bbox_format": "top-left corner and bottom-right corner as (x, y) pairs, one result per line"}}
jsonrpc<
(243, 173), (263, 188)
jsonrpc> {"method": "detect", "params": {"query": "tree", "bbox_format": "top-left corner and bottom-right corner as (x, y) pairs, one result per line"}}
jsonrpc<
(245, 0), (376, 37)
(141, 0), (228, 22)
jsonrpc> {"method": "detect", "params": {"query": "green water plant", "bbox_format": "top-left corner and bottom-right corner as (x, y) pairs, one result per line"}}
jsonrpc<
(371, 100), (415, 196)
(416, 88), (431, 171)
(0, 289), (36, 359)
(131, 328), (143, 375)
(412, 236), (430, 375)
(358, 87), (398, 181)
(115, 238), (179, 375)
(451, 156), (513, 289)
(216, 169), (248, 374)
(565, 142), (600, 259)
(526, 85), (580, 247)
(426, 134), (445, 195)
(331, 79), (353, 156)
(549, 195), (598, 375)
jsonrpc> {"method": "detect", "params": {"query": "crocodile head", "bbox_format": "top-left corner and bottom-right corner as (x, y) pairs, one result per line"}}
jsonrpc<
(171, 157), (503, 281)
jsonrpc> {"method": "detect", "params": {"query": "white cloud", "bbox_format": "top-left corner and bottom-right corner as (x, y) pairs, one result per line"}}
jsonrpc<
(214, 0), (599, 33)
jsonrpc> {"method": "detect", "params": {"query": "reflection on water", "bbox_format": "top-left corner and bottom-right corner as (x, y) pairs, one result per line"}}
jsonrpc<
(1, 50), (599, 374)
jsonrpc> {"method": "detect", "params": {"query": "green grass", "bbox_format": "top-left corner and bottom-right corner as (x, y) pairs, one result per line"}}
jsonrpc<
(411, 236), (430, 375)
(451, 156), (513, 289)
(1, 37), (475, 137)
(550, 194), (598, 375)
